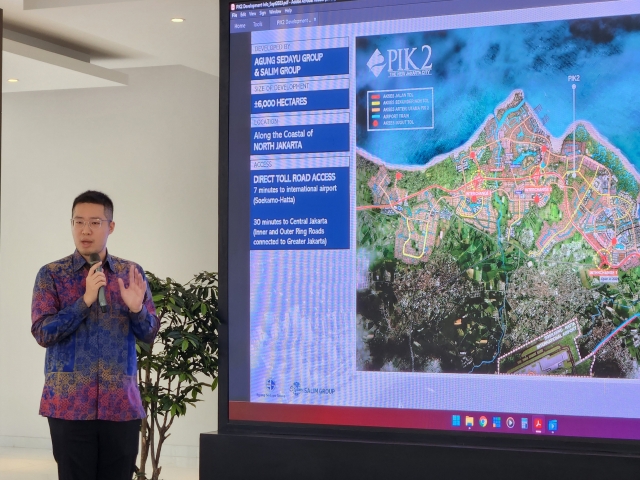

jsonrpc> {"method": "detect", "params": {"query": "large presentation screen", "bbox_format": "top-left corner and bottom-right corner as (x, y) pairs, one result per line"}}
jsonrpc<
(222, 0), (640, 444)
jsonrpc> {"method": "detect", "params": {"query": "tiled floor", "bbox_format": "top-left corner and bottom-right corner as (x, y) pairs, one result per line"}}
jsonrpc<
(0, 447), (198, 480)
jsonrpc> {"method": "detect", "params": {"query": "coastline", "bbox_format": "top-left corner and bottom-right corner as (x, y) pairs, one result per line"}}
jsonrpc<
(357, 89), (640, 199)
(553, 119), (640, 187)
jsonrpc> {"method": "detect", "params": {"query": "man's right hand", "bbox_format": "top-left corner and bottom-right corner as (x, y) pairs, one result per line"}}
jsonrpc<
(83, 262), (106, 307)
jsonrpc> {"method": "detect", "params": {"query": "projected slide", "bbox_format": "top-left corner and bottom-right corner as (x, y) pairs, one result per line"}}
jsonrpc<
(355, 16), (640, 378)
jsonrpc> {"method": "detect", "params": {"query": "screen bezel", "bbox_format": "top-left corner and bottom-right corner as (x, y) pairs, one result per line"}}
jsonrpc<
(217, 0), (640, 456)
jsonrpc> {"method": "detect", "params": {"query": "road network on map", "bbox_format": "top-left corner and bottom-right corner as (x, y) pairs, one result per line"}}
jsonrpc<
(356, 89), (640, 378)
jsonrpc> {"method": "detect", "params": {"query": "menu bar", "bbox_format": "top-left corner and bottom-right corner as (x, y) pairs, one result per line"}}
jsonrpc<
(229, 0), (630, 34)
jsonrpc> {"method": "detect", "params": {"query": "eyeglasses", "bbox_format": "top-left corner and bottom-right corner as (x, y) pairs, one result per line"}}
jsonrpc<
(71, 218), (111, 230)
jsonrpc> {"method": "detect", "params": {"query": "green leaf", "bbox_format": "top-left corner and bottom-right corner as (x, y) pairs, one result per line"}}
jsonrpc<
(137, 270), (218, 456)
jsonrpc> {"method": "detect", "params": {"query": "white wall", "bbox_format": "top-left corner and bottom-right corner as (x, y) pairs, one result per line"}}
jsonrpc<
(0, 65), (219, 458)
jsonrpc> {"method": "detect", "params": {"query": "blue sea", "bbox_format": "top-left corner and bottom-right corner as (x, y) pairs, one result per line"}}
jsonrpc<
(355, 15), (640, 171)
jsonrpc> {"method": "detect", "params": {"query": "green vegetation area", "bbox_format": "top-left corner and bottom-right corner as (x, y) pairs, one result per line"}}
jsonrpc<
(395, 168), (430, 193)
(357, 210), (398, 265)
(514, 206), (543, 248)
(599, 267), (640, 320)
(624, 319), (640, 362)
(423, 157), (464, 191)
(550, 183), (564, 204)
(575, 358), (593, 376)
(498, 352), (519, 372)
(356, 155), (376, 206)
(480, 146), (492, 165)
(581, 163), (598, 185)
(441, 217), (498, 272)
(358, 154), (467, 203)
(538, 185), (564, 224)
(547, 203), (562, 223)
(491, 193), (509, 234)
(574, 125), (589, 143)
(472, 130), (487, 148)
(559, 332), (581, 359)
(548, 233), (597, 265)
(440, 216), (525, 282)
(619, 266), (640, 295)
(466, 157), (479, 180)
(407, 196), (419, 209)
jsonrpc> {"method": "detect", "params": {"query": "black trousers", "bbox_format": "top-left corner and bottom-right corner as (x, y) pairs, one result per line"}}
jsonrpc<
(48, 417), (141, 480)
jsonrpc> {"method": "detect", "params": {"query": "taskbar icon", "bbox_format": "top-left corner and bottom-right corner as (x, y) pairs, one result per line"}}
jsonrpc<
(451, 413), (556, 435)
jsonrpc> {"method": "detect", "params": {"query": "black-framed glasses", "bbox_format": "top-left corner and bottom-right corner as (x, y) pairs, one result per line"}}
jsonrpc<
(71, 218), (111, 230)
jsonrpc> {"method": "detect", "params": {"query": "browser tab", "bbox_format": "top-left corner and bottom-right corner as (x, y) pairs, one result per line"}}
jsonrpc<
(271, 13), (319, 29)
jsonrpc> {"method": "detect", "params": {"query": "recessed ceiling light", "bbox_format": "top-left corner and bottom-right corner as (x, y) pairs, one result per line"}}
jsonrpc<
(7, 78), (19, 83)
(171, 18), (185, 23)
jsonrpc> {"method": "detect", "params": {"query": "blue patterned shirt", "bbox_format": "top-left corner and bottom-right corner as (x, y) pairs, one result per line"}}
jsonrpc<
(31, 250), (158, 421)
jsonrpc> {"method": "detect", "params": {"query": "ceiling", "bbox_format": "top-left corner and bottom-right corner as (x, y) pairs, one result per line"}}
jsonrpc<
(1, 0), (220, 92)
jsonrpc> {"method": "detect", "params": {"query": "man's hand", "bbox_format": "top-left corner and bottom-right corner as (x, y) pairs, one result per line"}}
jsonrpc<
(84, 262), (106, 307)
(118, 265), (146, 314)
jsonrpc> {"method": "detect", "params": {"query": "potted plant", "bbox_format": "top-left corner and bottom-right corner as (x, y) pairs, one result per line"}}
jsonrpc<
(134, 271), (219, 480)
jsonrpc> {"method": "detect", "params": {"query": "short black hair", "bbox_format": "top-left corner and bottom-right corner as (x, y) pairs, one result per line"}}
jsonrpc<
(72, 190), (114, 220)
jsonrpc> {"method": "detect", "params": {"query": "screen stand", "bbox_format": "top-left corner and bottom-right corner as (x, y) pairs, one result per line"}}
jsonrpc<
(200, 431), (640, 479)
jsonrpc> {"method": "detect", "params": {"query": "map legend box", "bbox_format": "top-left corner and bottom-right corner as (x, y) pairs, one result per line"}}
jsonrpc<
(367, 88), (434, 131)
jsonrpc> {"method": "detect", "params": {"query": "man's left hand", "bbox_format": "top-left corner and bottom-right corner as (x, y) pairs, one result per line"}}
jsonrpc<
(118, 265), (146, 313)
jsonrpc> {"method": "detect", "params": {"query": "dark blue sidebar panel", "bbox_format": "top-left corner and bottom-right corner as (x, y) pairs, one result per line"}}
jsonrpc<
(251, 167), (350, 250)
(251, 123), (349, 155)
(251, 89), (349, 114)
(252, 48), (349, 80)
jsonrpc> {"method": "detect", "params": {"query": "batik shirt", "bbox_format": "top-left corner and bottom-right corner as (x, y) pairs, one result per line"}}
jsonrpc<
(31, 250), (159, 421)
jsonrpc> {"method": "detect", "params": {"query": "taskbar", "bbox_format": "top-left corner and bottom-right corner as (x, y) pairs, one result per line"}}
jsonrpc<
(229, 401), (640, 441)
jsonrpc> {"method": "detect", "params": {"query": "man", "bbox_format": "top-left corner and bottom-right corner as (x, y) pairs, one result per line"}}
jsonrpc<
(31, 190), (159, 480)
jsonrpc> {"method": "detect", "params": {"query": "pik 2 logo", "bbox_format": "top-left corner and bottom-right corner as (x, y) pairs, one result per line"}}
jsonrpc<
(367, 45), (433, 78)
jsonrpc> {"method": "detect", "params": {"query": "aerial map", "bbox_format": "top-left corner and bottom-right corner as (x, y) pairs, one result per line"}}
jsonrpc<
(355, 16), (640, 378)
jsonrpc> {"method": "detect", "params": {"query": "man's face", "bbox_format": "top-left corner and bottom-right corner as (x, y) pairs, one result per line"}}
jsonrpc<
(71, 202), (115, 260)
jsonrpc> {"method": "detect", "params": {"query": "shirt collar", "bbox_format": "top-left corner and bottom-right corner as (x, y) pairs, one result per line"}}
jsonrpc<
(73, 250), (114, 272)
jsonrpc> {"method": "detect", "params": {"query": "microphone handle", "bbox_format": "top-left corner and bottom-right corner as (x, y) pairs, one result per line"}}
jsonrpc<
(98, 286), (108, 313)
(96, 264), (108, 313)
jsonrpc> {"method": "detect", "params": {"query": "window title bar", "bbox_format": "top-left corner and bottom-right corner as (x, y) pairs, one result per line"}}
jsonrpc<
(231, 0), (351, 11)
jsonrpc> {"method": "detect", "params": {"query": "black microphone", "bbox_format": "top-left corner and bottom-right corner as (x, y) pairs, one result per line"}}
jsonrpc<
(89, 253), (108, 313)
